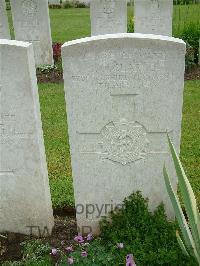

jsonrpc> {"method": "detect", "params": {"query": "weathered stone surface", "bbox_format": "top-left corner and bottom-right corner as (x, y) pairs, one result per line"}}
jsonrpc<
(62, 33), (186, 234)
(0, 40), (54, 236)
(0, 0), (10, 39)
(90, 0), (127, 36)
(134, 0), (173, 36)
(10, 0), (53, 66)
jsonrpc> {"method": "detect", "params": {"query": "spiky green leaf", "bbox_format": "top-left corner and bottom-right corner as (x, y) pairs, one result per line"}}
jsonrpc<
(176, 230), (189, 257)
(163, 165), (199, 262)
(167, 135), (200, 255)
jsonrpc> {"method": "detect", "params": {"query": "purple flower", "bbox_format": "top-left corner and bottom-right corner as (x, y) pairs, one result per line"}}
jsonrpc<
(68, 257), (74, 265)
(65, 246), (73, 253)
(117, 243), (124, 249)
(81, 251), (88, 257)
(74, 235), (84, 243)
(126, 254), (136, 266)
(86, 233), (93, 241)
(50, 248), (57, 256)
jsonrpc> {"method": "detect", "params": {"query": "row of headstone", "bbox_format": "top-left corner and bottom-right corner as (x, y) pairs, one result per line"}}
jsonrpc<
(0, 0), (174, 67)
(90, 0), (173, 37)
(0, 33), (186, 236)
(0, 1), (186, 236)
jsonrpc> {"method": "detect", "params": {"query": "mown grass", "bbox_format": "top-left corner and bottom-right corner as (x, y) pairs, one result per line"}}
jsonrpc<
(180, 80), (200, 203)
(38, 80), (200, 208)
(38, 83), (74, 208)
(173, 3), (200, 36)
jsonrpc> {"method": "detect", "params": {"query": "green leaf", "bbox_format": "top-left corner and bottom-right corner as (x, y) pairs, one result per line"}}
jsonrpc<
(176, 230), (189, 257)
(163, 165), (199, 261)
(167, 135), (200, 256)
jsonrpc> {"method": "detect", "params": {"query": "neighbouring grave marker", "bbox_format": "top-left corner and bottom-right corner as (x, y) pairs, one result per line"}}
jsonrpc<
(62, 33), (186, 234)
(0, 0), (10, 39)
(49, 0), (60, 4)
(0, 40), (54, 236)
(10, 0), (53, 66)
(90, 0), (127, 36)
(134, 0), (173, 36)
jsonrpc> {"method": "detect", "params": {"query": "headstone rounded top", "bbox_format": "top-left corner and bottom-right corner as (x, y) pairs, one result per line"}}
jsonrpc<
(62, 33), (186, 49)
(0, 39), (31, 47)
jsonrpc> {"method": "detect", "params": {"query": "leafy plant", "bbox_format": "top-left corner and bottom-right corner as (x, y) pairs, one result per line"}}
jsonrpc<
(49, 4), (62, 9)
(174, 22), (200, 66)
(55, 192), (192, 265)
(53, 43), (62, 62)
(164, 135), (200, 265)
(74, 1), (88, 8)
(37, 64), (57, 74)
(98, 192), (193, 265)
(2, 240), (51, 266)
(62, 0), (74, 8)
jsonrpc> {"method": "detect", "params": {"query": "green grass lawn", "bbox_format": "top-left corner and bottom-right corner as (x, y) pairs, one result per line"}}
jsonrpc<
(39, 83), (73, 208)
(38, 80), (200, 209)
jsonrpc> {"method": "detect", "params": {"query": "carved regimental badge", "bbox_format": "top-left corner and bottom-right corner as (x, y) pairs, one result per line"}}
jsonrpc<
(100, 119), (149, 165)
(22, 0), (37, 18)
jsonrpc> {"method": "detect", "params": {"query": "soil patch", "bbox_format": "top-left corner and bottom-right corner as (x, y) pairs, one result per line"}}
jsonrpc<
(37, 69), (63, 84)
(0, 215), (77, 263)
(185, 65), (200, 80)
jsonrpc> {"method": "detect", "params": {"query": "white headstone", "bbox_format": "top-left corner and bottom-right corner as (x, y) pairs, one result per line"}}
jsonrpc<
(10, 0), (53, 66)
(0, 0), (10, 39)
(49, 0), (60, 4)
(90, 0), (127, 36)
(0, 40), (54, 236)
(62, 33), (186, 234)
(134, 0), (173, 36)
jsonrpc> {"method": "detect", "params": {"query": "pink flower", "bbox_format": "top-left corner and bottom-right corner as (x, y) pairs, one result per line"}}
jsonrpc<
(86, 233), (93, 241)
(126, 254), (136, 266)
(50, 248), (58, 256)
(65, 246), (73, 253)
(117, 243), (124, 249)
(81, 251), (88, 257)
(68, 257), (74, 264)
(74, 235), (84, 243)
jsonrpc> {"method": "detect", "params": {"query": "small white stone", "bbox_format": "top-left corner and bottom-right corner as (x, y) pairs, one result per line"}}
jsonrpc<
(62, 33), (186, 235)
(48, 0), (60, 4)
(90, 0), (127, 36)
(134, 0), (173, 36)
(0, 39), (54, 236)
(10, 0), (54, 66)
